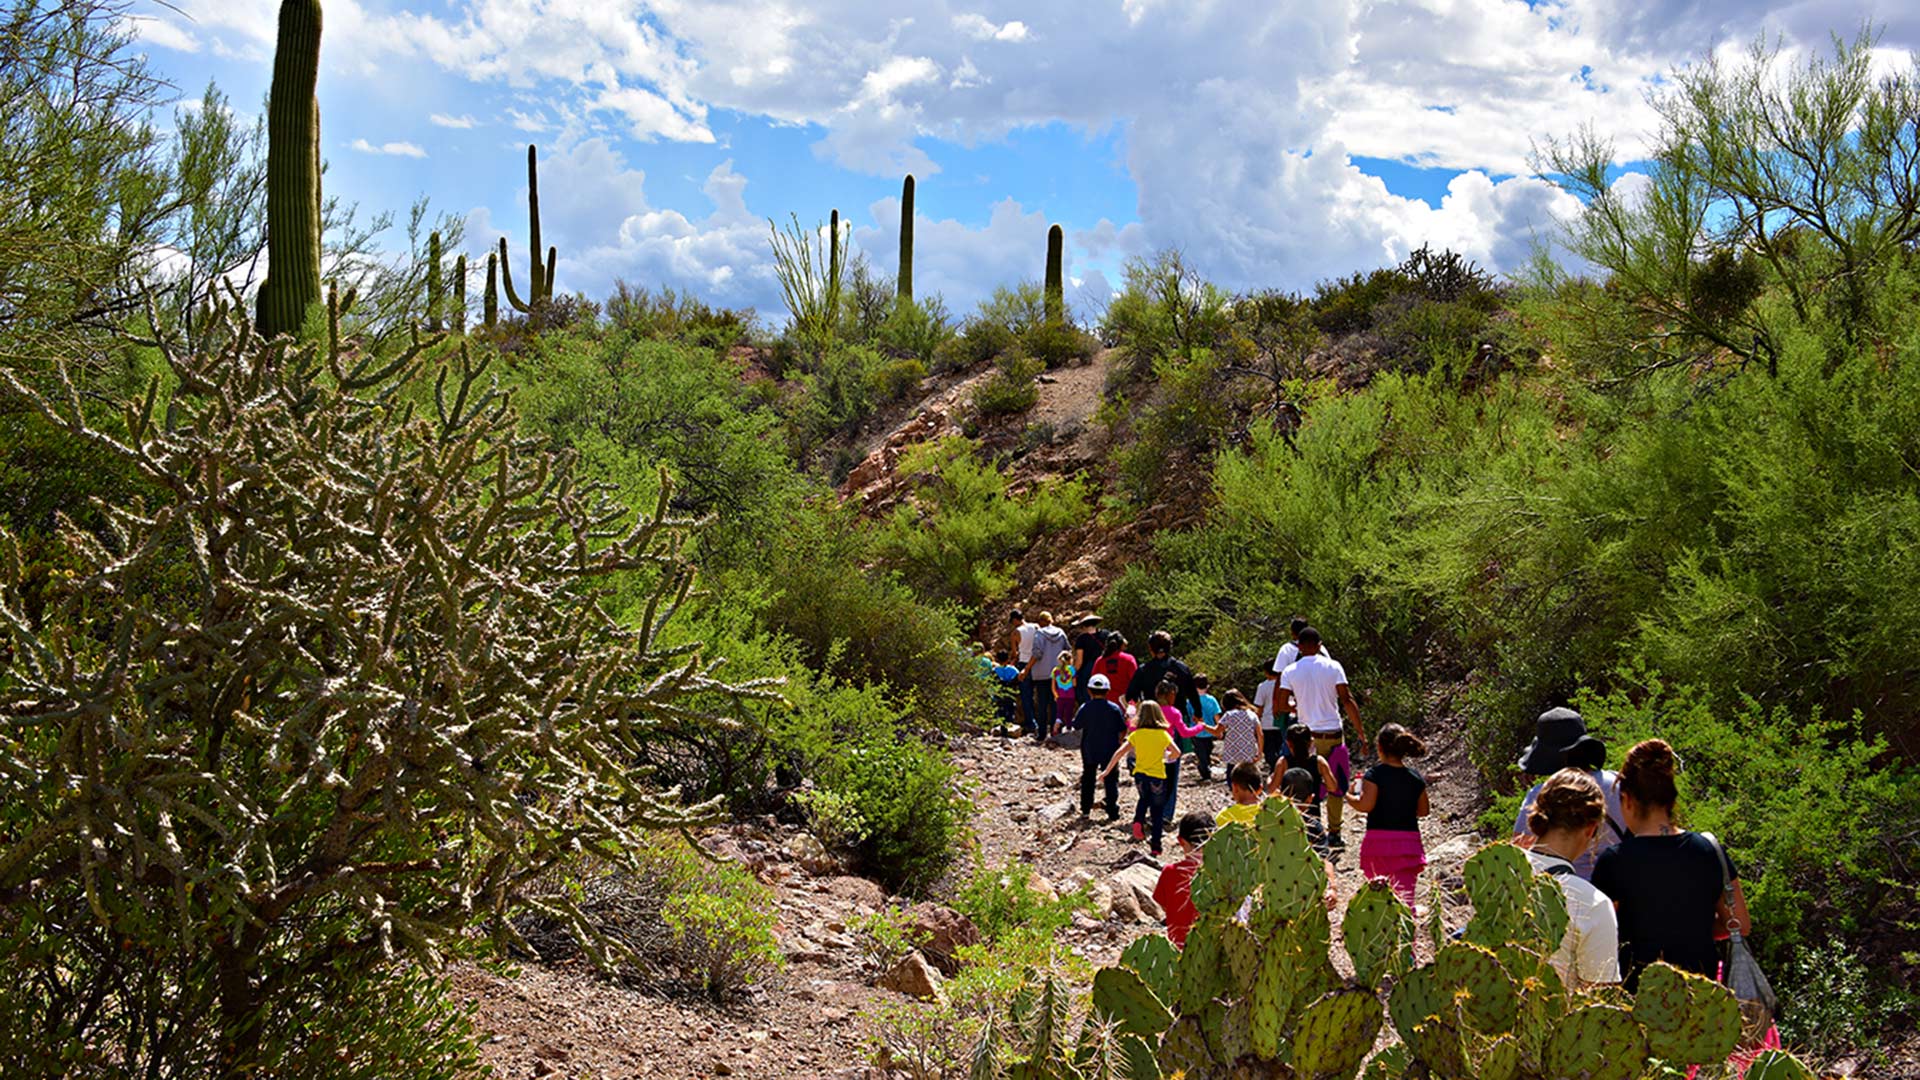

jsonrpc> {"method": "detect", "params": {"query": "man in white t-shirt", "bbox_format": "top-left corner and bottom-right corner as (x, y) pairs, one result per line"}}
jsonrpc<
(1277, 627), (1365, 846)
(1271, 617), (1333, 675)
(1007, 609), (1036, 731)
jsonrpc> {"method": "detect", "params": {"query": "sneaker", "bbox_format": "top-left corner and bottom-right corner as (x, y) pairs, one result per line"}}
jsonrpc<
(1131, 821), (1146, 841)
(1328, 831), (1346, 850)
(1104, 808), (1121, 822)
(1149, 846), (1163, 859)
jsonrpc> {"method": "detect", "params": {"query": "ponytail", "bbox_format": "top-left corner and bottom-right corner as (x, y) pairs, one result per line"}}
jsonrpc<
(1377, 723), (1426, 760)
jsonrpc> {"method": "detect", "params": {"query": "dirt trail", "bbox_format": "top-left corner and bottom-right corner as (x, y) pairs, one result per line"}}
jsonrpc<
(456, 714), (1490, 1080)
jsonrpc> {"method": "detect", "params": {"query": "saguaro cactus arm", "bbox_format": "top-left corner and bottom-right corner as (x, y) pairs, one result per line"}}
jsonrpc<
(255, 0), (324, 339)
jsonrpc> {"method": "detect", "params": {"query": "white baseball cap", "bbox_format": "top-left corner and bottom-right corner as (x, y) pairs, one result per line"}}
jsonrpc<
(1088, 674), (1111, 691)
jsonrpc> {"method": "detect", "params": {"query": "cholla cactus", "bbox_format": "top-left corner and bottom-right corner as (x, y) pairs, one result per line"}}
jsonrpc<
(0, 294), (779, 1073)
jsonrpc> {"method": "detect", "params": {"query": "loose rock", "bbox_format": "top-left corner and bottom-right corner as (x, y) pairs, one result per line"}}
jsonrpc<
(878, 950), (945, 1001)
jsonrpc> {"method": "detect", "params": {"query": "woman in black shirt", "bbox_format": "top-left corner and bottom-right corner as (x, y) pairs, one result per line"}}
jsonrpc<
(1590, 738), (1752, 990)
(1345, 724), (1429, 908)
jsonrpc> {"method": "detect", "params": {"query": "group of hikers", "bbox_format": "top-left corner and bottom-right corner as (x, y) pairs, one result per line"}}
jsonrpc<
(979, 611), (1770, 1026)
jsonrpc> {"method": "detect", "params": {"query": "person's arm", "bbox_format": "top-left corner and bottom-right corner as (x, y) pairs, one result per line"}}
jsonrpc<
(1416, 788), (1431, 818)
(1336, 682), (1365, 745)
(1715, 879), (1753, 938)
(1099, 741), (1132, 779)
(1346, 778), (1378, 813)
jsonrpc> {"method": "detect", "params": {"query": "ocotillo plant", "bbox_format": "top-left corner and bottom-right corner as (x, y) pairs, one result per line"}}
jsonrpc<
(898, 174), (915, 304)
(255, 0), (324, 339)
(1045, 223), (1065, 327)
(426, 230), (444, 332)
(498, 144), (558, 314)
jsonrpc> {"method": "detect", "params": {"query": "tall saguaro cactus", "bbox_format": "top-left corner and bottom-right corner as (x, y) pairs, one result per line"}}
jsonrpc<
(255, 0), (324, 339)
(1044, 223), (1065, 327)
(898, 175), (915, 304)
(426, 231), (445, 332)
(829, 208), (842, 291)
(483, 253), (499, 330)
(497, 145), (558, 315)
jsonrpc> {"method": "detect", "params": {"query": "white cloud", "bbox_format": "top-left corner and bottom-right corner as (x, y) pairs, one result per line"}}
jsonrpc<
(430, 113), (480, 129)
(129, 16), (201, 54)
(591, 85), (715, 142)
(952, 14), (1029, 43)
(350, 138), (429, 158)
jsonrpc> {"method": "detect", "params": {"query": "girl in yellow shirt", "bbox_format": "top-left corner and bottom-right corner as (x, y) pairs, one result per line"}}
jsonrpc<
(1100, 702), (1183, 856)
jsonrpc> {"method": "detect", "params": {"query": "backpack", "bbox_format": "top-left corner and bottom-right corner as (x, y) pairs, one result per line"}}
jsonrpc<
(1701, 832), (1778, 1042)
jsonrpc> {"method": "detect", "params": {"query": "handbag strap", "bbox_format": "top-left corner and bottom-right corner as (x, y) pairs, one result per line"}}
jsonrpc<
(1699, 830), (1744, 942)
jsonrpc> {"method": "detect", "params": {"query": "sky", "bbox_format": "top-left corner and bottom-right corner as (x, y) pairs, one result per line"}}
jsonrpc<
(127, 0), (1920, 322)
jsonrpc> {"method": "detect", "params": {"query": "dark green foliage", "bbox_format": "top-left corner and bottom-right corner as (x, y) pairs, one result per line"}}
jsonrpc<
(1044, 223), (1065, 326)
(605, 280), (753, 351)
(898, 174), (915, 303)
(1022, 320), (1098, 370)
(829, 729), (972, 894)
(970, 353), (1044, 418)
(255, 0), (323, 338)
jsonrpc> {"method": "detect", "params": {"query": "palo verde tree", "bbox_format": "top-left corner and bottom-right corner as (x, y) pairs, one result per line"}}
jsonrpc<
(1539, 30), (1920, 375)
(0, 296), (777, 1076)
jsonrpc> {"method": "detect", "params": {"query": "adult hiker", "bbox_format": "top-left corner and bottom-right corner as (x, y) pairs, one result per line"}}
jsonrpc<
(1069, 614), (1107, 709)
(1591, 738), (1752, 991)
(1269, 617), (1330, 769)
(1023, 611), (1071, 743)
(1127, 631), (1204, 734)
(1276, 627), (1366, 850)
(1513, 722), (1624, 880)
(1007, 609), (1038, 736)
(1524, 769), (1622, 989)
(1090, 633), (1137, 713)
(1075, 673), (1127, 821)
(1271, 617), (1330, 679)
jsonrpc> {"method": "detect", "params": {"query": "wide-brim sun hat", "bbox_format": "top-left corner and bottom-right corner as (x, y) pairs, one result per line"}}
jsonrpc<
(1517, 707), (1587, 774)
(1072, 614), (1103, 628)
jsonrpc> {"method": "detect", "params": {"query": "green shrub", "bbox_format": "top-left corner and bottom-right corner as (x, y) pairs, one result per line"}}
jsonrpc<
(1776, 935), (1912, 1069)
(521, 836), (783, 1001)
(951, 859), (1091, 944)
(875, 437), (1091, 608)
(850, 906), (931, 976)
(879, 295), (956, 362)
(604, 280), (754, 350)
(970, 353), (1044, 417)
(873, 355), (929, 403)
(1021, 320), (1098, 369)
(974, 281), (1049, 337)
(1100, 251), (1233, 382)
(828, 729), (973, 894)
(1311, 265), (1413, 336)
(790, 341), (884, 447)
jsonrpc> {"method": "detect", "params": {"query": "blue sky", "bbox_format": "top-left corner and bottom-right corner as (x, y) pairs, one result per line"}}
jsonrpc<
(130, 0), (1919, 321)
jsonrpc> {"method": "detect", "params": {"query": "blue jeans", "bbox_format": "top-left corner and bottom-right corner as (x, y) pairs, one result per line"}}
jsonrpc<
(1019, 676), (1044, 738)
(1162, 760), (1182, 823)
(1133, 774), (1168, 854)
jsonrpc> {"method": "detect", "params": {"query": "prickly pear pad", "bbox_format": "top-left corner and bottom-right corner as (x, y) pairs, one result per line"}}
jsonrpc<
(1293, 988), (1384, 1080)
(1090, 966), (1172, 1040)
(1434, 943), (1521, 1034)
(1119, 933), (1180, 1005)
(1633, 962), (1741, 1066)
(1343, 878), (1416, 990)
(1193, 822), (1259, 914)
(1542, 1004), (1648, 1080)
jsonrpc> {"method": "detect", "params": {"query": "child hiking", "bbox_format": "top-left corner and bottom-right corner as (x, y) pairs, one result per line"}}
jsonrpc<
(1210, 688), (1263, 791)
(1216, 761), (1265, 828)
(1190, 674), (1220, 782)
(1154, 812), (1214, 946)
(1344, 723), (1429, 909)
(1100, 700), (1183, 857)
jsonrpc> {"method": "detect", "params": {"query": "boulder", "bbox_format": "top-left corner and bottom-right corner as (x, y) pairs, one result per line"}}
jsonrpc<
(1111, 862), (1165, 924)
(1048, 729), (1084, 751)
(905, 903), (980, 975)
(783, 833), (840, 876)
(879, 950), (945, 1001)
(1042, 771), (1071, 789)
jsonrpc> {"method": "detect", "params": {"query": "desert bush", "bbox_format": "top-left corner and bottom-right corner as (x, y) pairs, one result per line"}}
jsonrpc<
(0, 302), (774, 1074)
(1776, 936), (1912, 1069)
(789, 341), (884, 447)
(1311, 265), (1413, 336)
(877, 295), (955, 362)
(970, 353), (1044, 417)
(951, 860), (1090, 944)
(1101, 251), (1232, 382)
(520, 836), (783, 1001)
(850, 906), (932, 976)
(1021, 320), (1098, 370)
(974, 281), (1049, 337)
(827, 728), (973, 894)
(934, 318), (1017, 374)
(605, 280), (753, 350)
(875, 437), (1091, 608)
(873, 355), (929, 403)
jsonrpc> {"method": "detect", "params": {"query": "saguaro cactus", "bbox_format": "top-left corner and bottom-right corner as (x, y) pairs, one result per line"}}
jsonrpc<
(483, 252), (499, 330)
(498, 145), (558, 314)
(452, 253), (467, 334)
(897, 175), (914, 304)
(426, 231), (444, 332)
(1044, 223), (1065, 326)
(255, 0), (324, 339)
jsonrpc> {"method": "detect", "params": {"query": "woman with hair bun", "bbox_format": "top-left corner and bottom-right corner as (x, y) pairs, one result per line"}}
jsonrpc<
(1591, 738), (1752, 991)
(1344, 723), (1429, 908)
(1526, 769), (1621, 988)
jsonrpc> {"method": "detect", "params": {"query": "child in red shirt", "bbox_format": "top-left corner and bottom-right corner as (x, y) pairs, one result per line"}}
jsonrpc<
(1154, 812), (1216, 946)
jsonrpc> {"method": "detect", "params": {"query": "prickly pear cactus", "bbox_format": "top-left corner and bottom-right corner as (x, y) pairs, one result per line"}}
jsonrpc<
(1193, 823), (1259, 914)
(1222, 920), (1262, 996)
(1632, 962), (1740, 1066)
(1542, 1004), (1647, 1080)
(1090, 966), (1171, 1041)
(1118, 934), (1179, 1006)
(1462, 842), (1536, 947)
(1434, 943), (1521, 1034)
(1745, 1049), (1816, 1080)
(1254, 798), (1326, 930)
(1177, 916), (1230, 1014)
(1160, 1015), (1215, 1079)
(1344, 879), (1415, 989)
(1293, 988), (1383, 1080)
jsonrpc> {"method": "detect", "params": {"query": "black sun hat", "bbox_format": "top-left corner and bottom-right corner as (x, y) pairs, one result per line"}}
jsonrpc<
(1517, 707), (1587, 775)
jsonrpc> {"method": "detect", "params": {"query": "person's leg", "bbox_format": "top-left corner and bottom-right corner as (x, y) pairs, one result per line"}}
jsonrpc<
(1079, 755), (1097, 814)
(1131, 774), (1150, 840)
(1162, 760), (1181, 823)
(1146, 779), (1167, 855)
(1263, 733), (1284, 773)
(1194, 737), (1213, 781)
(1314, 735), (1346, 838)
(1018, 677), (1039, 736)
(1103, 769), (1121, 818)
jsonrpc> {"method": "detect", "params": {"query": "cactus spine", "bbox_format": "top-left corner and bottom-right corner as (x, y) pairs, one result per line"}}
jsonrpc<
(498, 145), (557, 314)
(426, 231), (444, 332)
(255, 0), (324, 339)
(897, 174), (914, 304)
(1044, 223), (1065, 327)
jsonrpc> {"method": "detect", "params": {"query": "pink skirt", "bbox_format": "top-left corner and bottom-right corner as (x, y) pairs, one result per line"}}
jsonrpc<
(1359, 829), (1426, 906)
